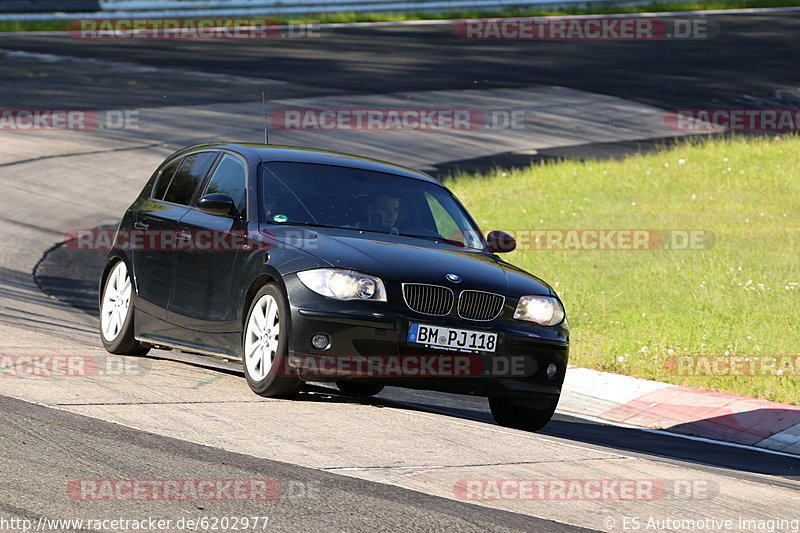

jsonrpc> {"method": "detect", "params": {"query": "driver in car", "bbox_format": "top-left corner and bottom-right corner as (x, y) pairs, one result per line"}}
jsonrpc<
(366, 193), (401, 233)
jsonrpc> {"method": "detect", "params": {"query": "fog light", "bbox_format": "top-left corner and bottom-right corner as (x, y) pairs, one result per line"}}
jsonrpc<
(311, 334), (330, 350)
(546, 363), (558, 380)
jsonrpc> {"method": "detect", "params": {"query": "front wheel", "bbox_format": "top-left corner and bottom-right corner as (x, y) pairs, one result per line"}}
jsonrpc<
(99, 260), (149, 355)
(242, 284), (301, 398)
(489, 396), (559, 432)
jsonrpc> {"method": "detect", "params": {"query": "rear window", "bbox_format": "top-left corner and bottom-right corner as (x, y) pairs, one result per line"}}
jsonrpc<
(151, 158), (181, 200)
(163, 152), (218, 205)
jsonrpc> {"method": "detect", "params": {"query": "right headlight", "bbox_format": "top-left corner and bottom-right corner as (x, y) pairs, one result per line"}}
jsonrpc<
(297, 268), (387, 302)
(513, 295), (565, 326)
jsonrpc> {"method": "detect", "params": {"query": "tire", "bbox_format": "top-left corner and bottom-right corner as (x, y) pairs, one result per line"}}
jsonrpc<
(489, 396), (559, 432)
(99, 260), (150, 356)
(242, 284), (301, 398)
(336, 381), (385, 397)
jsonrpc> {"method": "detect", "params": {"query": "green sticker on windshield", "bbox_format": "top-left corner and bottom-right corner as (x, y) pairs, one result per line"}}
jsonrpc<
(273, 214), (288, 223)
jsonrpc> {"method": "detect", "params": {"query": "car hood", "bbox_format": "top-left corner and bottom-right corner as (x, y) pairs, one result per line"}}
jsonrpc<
(263, 226), (554, 297)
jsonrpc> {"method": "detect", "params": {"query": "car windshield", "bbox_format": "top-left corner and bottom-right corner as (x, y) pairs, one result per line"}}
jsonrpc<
(259, 162), (485, 250)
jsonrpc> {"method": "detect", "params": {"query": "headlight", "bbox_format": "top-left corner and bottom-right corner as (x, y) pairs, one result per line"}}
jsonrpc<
(297, 269), (387, 302)
(513, 295), (565, 326)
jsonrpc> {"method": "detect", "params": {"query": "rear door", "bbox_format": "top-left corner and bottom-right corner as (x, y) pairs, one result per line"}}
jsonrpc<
(131, 156), (183, 320)
(168, 152), (250, 353)
(130, 151), (218, 322)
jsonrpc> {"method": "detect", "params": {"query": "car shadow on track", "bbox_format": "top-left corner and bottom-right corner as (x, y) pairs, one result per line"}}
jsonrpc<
(34, 225), (113, 317)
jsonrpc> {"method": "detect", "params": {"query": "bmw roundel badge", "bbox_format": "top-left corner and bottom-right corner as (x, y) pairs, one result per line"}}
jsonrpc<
(446, 273), (461, 283)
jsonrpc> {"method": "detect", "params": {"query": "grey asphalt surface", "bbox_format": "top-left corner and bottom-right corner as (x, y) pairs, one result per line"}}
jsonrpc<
(0, 394), (593, 533)
(2, 11), (800, 532)
(1, 13), (799, 110)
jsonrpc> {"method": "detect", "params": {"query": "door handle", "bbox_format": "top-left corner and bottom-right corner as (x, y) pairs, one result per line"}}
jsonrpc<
(134, 220), (150, 230)
(177, 231), (192, 242)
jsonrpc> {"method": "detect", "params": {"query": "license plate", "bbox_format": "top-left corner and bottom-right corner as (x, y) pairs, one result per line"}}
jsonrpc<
(407, 323), (497, 353)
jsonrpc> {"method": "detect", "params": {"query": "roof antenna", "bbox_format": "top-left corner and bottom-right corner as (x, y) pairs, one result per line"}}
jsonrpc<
(262, 91), (269, 145)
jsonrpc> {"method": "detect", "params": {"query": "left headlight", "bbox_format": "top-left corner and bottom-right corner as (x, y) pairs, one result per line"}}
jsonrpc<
(297, 269), (387, 302)
(513, 295), (565, 326)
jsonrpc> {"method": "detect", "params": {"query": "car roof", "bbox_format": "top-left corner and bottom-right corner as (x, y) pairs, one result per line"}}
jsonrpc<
(173, 143), (441, 185)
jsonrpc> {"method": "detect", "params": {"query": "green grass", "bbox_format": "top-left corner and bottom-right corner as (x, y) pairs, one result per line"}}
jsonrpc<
(446, 135), (800, 405)
(1, 0), (799, 32)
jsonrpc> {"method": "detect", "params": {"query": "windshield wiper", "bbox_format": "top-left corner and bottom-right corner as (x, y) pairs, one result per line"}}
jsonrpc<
(395, 233), (467, 248)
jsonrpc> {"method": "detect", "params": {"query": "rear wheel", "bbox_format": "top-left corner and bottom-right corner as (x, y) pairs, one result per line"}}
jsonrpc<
(336, 381), (385, 397)
(489, 396), (559, 432)
(242, 284), (301, 398)
(99, 260), (149, 355)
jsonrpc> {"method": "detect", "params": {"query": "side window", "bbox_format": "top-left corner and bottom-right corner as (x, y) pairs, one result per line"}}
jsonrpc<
(201, 154), (247, 210)
(151, 158), (182, 200)
(163, 152), (218, 205)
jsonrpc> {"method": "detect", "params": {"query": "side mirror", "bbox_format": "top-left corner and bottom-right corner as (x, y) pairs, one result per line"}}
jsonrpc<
(197, 193), (236, 217)
(486, 230), (516, 253)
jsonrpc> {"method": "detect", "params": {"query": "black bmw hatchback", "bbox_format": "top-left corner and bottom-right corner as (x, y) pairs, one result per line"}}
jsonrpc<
(99, 143), (569, 431)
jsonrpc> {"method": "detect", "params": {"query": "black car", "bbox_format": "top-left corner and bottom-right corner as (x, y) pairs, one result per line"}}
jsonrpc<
(99, 143), (569, 431)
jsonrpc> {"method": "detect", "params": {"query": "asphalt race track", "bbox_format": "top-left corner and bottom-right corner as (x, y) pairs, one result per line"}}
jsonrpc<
(1, 11), (799, 532)
(1, 12), (800, 110)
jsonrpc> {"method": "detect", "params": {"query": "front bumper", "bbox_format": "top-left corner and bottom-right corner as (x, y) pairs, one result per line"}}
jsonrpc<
(284, 275), (569, 400)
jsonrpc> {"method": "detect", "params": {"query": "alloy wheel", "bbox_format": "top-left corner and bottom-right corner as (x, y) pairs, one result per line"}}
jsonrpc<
(244, 294), (281, 381)
(101, 261), (132, 342)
